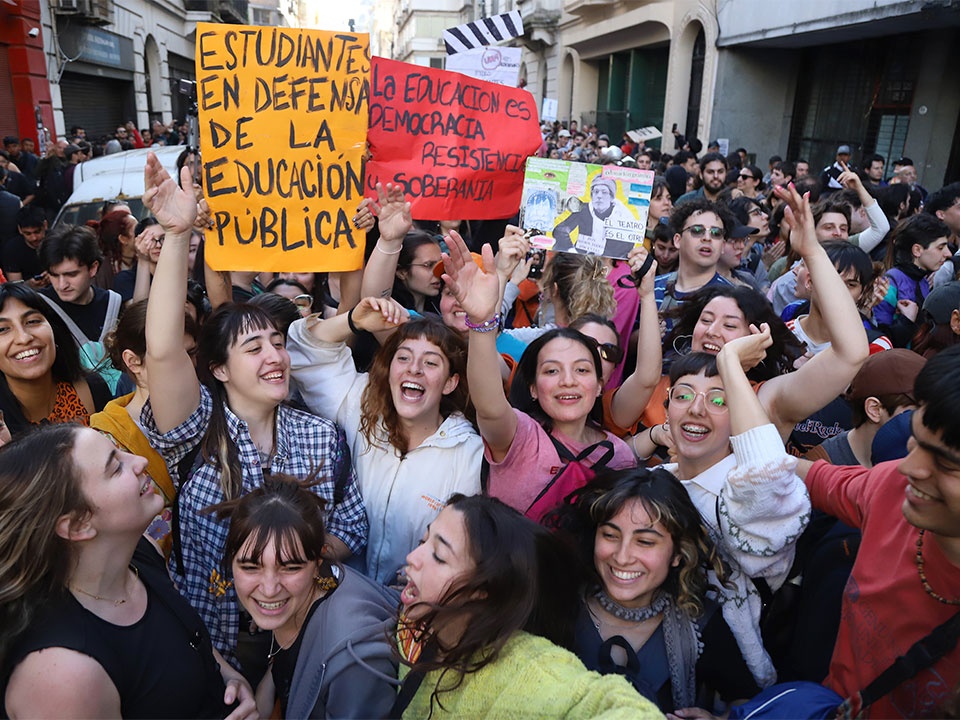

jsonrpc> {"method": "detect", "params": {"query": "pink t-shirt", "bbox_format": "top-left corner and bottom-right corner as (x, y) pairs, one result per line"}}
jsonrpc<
(486, 409), (636, 513)
(606, 262), (641, 388)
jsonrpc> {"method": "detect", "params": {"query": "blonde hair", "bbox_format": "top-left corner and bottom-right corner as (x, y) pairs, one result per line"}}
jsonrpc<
(541, 253), (615, 324)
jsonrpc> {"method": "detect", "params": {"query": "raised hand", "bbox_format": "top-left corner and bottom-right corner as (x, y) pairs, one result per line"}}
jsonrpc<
(353, 197), (376, 232)
(494, 225), (529, 281)
(143, 151), (197, 234)
(350, 297), (409, 333)
(719, 322), (773, 373)
(774, 182), (817, 259)
(369, 183), (411, 242)
(626, 245), (657, 298)
(762, 238), (786, 269)
(441, 230), (500, 324)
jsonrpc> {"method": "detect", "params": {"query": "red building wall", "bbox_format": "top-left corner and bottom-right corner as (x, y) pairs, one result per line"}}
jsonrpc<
(0, 0), (54, 144)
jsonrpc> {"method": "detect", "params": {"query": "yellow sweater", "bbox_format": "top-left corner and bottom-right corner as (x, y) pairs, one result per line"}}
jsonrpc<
(403, 631), (664, 719)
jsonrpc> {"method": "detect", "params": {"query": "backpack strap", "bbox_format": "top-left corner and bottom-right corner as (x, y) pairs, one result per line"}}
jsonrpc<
(99, 290), (122, 343)
(837, 609), (960, 718)
(38, 292), (93, 345)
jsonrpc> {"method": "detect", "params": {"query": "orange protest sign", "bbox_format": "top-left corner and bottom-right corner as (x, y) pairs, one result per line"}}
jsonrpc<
(365, 56), (541, 220)
(196, 24), (369, 272)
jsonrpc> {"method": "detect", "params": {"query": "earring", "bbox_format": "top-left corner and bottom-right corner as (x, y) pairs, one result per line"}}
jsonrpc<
(315, 574), (337, 592)
(671, 334), (693, 356)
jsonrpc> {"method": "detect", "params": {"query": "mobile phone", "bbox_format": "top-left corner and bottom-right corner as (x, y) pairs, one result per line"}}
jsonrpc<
(672, 123), (678, 133)
(526, 248), (546, 279)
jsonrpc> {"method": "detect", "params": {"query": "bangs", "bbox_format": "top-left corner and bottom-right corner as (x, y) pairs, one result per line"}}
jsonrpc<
(236, 526), (309, 566)
(224, 306), (277, 347)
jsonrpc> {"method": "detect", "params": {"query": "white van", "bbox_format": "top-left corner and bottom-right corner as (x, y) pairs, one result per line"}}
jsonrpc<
(54, 146), (185, 227)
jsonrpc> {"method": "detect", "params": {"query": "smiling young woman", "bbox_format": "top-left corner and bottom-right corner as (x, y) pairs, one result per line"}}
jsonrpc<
(0, 282), (114, 439)
(0, 425), (256, 720)
(286, 297), (482, 586)
(140, 153), (366, 679)
(440, 234), (635, 520)
(547, 466), (758, 713)
(210, 475), (398, 720)
(394, 494), (662, 719)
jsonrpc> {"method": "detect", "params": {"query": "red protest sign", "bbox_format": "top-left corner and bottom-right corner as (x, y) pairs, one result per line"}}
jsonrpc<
(366, 56), (541, 220)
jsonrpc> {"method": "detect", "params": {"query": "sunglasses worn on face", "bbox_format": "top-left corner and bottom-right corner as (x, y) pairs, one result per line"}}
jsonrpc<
(591, 341), (624, 364)
(682, 225), (725, 240)
(739, 174), (755, 180)
(669, 384), (728, 413)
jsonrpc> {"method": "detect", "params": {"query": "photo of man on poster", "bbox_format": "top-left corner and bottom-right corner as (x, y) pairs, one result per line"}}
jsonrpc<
(551, 174), (638, 257)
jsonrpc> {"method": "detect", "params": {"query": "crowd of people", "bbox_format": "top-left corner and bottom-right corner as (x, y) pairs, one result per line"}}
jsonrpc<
(0, 114), (958, 720)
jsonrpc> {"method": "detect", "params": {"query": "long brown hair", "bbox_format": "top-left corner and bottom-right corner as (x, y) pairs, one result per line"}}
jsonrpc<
(402, 494), (579, 717)
(0, 424), (91, 666)
(359, 318), (471, 454)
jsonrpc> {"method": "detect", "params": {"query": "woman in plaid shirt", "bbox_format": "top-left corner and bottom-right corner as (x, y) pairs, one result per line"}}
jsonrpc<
(138, 153), (368, 676)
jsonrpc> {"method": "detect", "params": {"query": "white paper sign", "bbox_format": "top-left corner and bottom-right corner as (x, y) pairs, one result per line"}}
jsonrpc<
(626, 126), (662, 143)
(445, 46), (522, 87)
(718, 138), (730, 157)
(541, 97), (558, 122)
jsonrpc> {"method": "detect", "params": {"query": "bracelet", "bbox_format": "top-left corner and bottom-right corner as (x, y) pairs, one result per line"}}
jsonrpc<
(463, 312), (501, 333)
(651, 423), (668, 446)
(347, 307), (361, 335)
(375, 243), (402, 256)
(631, 433), (652, 462)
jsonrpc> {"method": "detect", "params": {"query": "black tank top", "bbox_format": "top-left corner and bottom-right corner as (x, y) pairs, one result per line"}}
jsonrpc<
(4, 540), (227, 719)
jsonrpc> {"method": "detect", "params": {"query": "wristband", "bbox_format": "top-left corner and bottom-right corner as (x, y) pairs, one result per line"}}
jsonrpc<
(347, 307), (361, 335)
(463, 312), (501, 333)
(375, 243), (402, 256)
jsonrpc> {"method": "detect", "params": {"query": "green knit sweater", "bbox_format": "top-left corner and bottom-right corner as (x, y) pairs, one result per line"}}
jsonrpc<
(403, 631), (664, 719)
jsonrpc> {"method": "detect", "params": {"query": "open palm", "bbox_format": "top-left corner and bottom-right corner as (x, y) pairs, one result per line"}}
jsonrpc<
(143, 152), (197, 234)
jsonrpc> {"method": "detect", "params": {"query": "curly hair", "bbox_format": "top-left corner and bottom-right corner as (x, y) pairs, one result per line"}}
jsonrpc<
(359, 318), (471, 455)
(664, 284), (805, 381)
(546, 465), (727, 618)
(540, 253), (615, 324)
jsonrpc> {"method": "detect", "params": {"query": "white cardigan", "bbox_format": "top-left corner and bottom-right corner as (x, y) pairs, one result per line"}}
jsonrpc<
(287, 319), (483, 585)
(661, 423), (810, 687)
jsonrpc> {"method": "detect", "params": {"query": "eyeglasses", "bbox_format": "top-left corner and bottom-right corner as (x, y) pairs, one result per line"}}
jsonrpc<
(682, 225), (725, 240)
(407, 260), (440, 271)
(669, 384), (728, 413)
(589, 339), (624, 364)
(748, 208), (766, 217)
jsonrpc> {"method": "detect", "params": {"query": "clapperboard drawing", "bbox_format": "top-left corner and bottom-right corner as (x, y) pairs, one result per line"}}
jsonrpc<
(443, 10), (524, 55)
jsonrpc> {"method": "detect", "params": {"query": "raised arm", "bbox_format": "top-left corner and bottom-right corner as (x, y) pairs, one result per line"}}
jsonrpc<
(839, 166), (889, 253)
(143, 152), (201, 432)
(760, 184), (869, 440)
(609, 247), (661, 429)
(716, 322), (773, 435)
(360, 183), (412, 300)
(443, 232), (518, 460)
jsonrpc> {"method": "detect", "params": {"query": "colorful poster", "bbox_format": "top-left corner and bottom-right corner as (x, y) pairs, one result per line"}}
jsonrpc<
(520, 158), (653, 259)
(366, 56), (541, 220)
(196, 24), (369, 272)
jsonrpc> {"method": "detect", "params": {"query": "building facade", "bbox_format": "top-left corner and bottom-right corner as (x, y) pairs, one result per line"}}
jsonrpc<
(712, 0), (960, 187)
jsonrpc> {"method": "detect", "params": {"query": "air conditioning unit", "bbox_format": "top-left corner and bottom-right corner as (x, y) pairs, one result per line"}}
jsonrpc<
(53, 0), (80, 14)
(78, 0), (112, 25)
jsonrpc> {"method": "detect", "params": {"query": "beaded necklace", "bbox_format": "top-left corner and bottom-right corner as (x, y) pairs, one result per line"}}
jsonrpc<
(916, 530), (960, 606)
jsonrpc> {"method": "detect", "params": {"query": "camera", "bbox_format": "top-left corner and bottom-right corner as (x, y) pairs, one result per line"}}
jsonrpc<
(27, 27), (40, 38)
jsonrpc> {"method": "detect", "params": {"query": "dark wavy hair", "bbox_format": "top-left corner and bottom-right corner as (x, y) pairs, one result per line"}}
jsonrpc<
(664, 284), (805, 381)
(546, 465), (727, 618)
(508, 327), (603, 432)
(0, 283), (87, 436)
(886, 213), (951, 269)
(393, 231), (442, 314)
(359, 317), (471, 454)
(404, 494), (580, 717)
